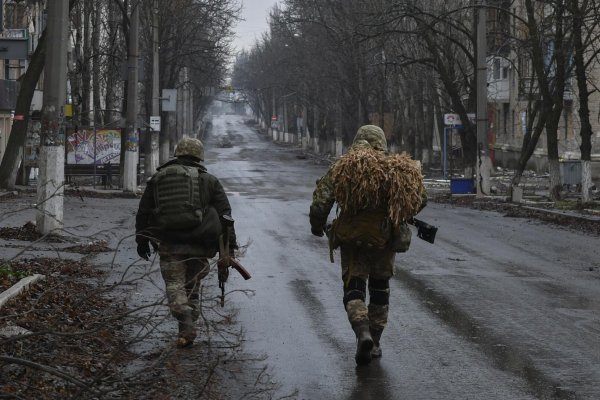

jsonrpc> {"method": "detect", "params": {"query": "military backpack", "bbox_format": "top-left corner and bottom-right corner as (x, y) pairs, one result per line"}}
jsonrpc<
(329, 208), (412, 253)
(329, 208), (392, 249)
(152, 163), (206, 231)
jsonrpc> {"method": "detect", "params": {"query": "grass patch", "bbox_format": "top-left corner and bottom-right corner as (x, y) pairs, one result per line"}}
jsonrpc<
(0, 263), (31, 288)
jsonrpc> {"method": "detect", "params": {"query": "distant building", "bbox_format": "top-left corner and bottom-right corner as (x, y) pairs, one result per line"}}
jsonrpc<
(0, 0), (46, 166)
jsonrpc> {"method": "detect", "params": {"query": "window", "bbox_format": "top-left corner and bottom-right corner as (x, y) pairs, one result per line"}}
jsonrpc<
(493, 59), (501, 80)
(4, 1), (27, 29)
(503, 103), (509, 135)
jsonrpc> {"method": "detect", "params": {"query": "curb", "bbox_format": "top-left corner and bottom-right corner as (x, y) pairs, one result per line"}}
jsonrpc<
(0, 191), (18, 199)
(0, 273), (46, 309)
(520, 205), (600, 222)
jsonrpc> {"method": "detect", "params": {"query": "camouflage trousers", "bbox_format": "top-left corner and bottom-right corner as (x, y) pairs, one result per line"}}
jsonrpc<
(159, 253), (210, 322)
(340, 244), (395, 331)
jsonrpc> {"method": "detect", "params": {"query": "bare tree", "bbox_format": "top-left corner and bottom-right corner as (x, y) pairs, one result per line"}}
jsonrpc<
(567, 0), (600, 202)
(0, 0), (81, 190)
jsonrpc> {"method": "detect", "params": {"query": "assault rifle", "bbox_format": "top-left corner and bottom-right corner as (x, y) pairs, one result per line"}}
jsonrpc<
(410, 218), (438, 244)
(218, 215), (251, 307)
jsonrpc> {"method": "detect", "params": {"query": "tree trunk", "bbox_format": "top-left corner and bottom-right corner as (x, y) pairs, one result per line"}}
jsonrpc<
(72, 2), (83, 126)
(0, 32), (47, 190)
(104, 0), (119, 124)
(570, 0), (593, 202)
(92, 0), (103, 126)
(524, 0), (566, 201)
(546, 115), (563, 200)
(548, 158), (561, 200)
(415, 80), (425, 164)
(81, 0), (92, 127)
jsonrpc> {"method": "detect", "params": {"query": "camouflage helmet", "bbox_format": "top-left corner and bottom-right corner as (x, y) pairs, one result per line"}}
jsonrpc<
(174, 137), (204, 161)
(350, 139), (372, 150)
(353, 125), (387, 151)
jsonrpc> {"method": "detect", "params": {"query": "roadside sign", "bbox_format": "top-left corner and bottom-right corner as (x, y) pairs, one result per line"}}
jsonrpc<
(0, 29), (27, 39)
(0, 37), (28, 60)
(444, 113), (460, 125)
(13, 114), (25, 121)
(150, 116), (161, 131)
(161, 89), (177, 112)
(444, 113), (476, 126)
(271, 115), (277, 121)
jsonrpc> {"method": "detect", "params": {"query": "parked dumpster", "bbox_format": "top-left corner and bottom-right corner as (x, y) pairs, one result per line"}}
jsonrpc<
(450, 178), (475, 194)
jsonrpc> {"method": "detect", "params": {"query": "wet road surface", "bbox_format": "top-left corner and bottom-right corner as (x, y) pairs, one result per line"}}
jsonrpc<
(3, 113), (598, 399)
(201, 114), (600, 399)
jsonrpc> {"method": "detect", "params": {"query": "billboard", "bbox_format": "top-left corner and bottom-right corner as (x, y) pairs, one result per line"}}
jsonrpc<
(66, 129), (121, 164)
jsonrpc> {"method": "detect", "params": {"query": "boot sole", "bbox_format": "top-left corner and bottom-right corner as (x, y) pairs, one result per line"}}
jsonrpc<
(176, 336), (195, 348)
(355, 337), (374, 365)
(371, 346), (382, 358)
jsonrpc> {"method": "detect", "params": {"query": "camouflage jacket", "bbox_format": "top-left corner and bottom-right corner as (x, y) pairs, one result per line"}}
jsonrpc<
(136, 157), (237, 255)
(309, 167), (337, 233)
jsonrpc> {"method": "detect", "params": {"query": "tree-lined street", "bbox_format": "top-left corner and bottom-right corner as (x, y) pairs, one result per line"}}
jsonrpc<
(2, 1), (600, 398)
(3, 113), (599, 398)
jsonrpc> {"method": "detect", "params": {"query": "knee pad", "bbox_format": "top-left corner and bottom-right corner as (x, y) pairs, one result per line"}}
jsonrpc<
(343, 277), (366, 306)
(369, 278), (390, 305)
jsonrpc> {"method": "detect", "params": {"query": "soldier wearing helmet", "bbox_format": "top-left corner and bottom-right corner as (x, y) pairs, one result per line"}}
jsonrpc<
(135, 137), (237, 347)
(310, 125), (427, 366)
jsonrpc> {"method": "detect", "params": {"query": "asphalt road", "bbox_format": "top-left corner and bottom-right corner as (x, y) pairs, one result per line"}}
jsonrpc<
(2, 113), (598, 399)
(196, 114), (599, 399)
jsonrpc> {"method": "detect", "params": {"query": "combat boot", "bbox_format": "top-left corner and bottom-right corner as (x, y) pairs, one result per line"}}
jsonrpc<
(352, 322), (374, 365)
(370, 328), (383, 358)
(176, 310), (196, 348)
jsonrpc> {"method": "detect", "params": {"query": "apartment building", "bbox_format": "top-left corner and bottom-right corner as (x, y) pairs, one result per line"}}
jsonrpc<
(487, 0), (600, 174)
(0, 0), (45, 165)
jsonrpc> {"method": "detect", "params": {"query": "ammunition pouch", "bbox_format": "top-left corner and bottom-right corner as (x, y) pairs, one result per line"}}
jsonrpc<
(390, 222), (412, 253)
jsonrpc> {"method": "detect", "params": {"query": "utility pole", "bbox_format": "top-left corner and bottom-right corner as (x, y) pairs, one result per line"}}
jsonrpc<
(476, 0), (491, 197)
(123, 2), (139, 192)
(153, 0), (165, 168)
(36, 0), (68, 235)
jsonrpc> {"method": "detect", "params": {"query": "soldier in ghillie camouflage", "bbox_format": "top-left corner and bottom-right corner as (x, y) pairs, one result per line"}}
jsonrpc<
(136, 137), (237, 348)
(309, 125), (427, 366)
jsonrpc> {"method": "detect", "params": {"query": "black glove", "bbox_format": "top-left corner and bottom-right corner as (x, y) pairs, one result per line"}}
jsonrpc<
(311, 227), (324, 237)
(137, 242), (151, 260)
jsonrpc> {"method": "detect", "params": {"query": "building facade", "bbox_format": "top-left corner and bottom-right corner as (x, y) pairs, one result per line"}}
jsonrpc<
(0, 0), (45, 166)
(487, 0), (600, 175)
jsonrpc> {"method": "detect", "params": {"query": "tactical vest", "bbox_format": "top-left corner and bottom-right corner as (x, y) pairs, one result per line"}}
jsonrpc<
(152, 164), (206, 230)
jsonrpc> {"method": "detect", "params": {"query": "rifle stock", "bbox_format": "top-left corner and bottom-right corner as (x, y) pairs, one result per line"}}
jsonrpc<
(411, 218), (438, 244)
(230, 258), (251, 280)
(217, 215), (251, 307)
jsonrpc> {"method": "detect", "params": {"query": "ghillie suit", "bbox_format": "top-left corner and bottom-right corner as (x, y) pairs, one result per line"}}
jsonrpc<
(309, 125), (427, 365)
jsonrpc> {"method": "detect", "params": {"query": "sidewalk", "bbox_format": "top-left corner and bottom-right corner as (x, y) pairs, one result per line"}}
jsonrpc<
(0, 184), (274, 398)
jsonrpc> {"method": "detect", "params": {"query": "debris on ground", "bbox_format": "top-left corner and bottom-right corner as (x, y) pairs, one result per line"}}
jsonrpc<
(63, 239), (112, 253)
(431, 193), (600, 236)
(0, 258), (148, 399)
(0, 221), (64, 243)
(0, 257), (278, 399)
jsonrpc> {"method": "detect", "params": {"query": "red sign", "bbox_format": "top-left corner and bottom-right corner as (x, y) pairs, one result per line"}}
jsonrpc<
(13, 114), (25, 121)
(271, 115), (277, 121)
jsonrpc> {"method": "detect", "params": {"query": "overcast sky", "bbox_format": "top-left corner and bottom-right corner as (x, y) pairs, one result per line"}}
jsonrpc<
(232, 0), (279, 53)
